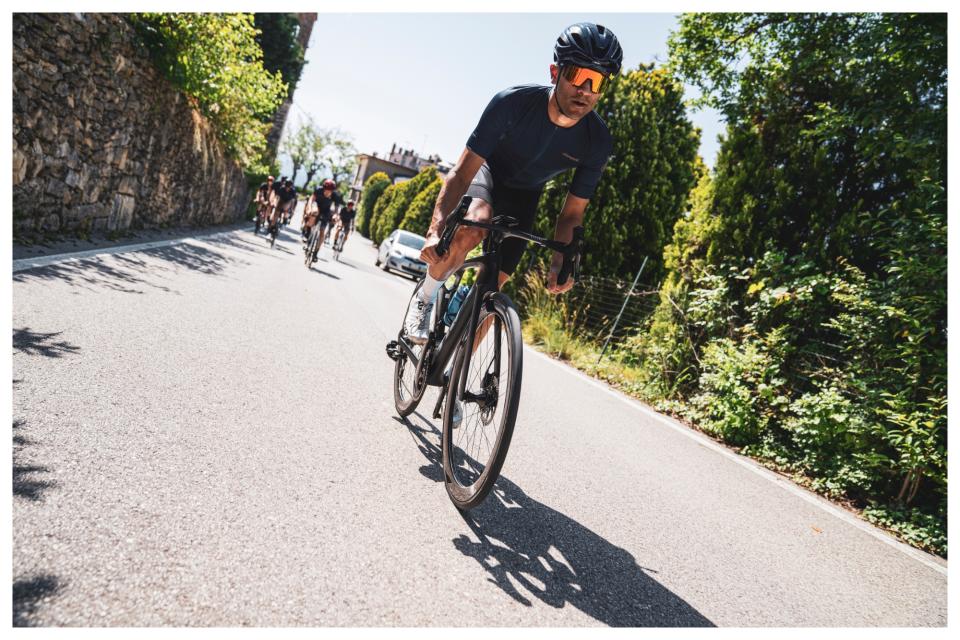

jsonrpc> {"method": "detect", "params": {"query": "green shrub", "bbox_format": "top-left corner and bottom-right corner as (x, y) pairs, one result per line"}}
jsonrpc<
(357, 172), (391, 238)
(399, 176), (442, 236)
(373, 167), (438, 245)
(130, 13), (287, 169)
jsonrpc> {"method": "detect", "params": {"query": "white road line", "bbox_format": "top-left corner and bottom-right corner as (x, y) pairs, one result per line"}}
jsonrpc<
(523, 345), (948, 576)
(11, 229), (241, 273)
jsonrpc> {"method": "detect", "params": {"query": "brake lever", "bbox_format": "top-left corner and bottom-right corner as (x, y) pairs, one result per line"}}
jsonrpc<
(556, 226), (584, 287)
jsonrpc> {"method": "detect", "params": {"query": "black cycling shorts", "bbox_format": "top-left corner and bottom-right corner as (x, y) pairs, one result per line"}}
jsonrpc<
(465, 163), (542, 276)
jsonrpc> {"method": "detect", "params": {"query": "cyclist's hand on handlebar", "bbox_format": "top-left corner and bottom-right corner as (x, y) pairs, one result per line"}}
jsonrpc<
(419, 233), (443, 265)
(546, 253), (575, 295)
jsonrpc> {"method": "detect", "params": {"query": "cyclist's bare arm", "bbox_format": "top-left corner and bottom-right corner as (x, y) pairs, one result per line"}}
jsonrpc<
(546, 193), (588, 294)
(420, 148), (486, 265)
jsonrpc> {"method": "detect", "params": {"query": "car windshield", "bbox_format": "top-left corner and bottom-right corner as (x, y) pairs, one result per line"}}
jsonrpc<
(397, 233), (425, 250)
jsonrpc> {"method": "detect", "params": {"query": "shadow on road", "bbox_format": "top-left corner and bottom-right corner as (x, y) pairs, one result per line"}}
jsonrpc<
(13, 574), (63, 627)
(308, 267), (341, 280)
(13, 416), (62, 625)
(396, 412), (714, 627)
(13, 420), (57, 502)
(12, 231), (278, 294)
(13, 328), (81, 359)
(14, 419), (57, 502)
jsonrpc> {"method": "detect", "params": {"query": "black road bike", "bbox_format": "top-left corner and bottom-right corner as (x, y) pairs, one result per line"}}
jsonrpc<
(386, 196), (582, 510)
(304, 224), (323, 268)
(254, 203), (269, 234)
(332, 226), (348, 260)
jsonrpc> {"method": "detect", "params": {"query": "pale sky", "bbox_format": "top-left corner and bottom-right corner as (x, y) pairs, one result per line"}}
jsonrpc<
(280, 13), (725, 180)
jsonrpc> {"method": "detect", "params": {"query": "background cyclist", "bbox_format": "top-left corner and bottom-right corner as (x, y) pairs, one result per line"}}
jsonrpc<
(303, 178), (344, 258)
(403, 22), (622, 344)
(253, 175), (274, 232)
(333, 200), (357, 250)
(270, 178), (297, 234)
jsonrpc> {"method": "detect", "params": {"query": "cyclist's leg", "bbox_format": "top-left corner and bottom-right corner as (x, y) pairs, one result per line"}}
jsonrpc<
(470, 183), (540, 348)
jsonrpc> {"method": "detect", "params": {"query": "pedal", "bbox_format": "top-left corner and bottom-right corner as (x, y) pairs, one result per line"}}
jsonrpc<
(385, 340), (403, 362)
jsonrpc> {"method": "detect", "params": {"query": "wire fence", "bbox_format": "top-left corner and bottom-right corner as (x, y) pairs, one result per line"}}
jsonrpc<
(516, 260), (662, 362)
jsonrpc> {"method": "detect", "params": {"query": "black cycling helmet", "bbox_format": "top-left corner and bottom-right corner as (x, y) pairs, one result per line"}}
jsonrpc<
(554, 23), (623, 76)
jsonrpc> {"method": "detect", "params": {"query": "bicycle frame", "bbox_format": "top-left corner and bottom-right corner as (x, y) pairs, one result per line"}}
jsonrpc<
(392, 198), (582, 400)
(416, 217), (565, 388)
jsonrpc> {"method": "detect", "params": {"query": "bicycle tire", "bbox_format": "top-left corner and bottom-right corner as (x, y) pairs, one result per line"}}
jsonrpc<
(394, 280), (430, 416)
(441, 292), (523, 510)
(305, 227), (320, 268)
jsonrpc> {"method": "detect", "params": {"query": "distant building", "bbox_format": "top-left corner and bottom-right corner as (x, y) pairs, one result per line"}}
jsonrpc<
(349, 143), (451, 203)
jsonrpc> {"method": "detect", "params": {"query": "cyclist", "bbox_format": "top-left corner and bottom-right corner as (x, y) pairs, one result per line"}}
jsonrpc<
(280, 182), (298, 226)
(254, 175), (274, 232)
(403, 22), (622, 344)
(303, 178), (344, 252)
(323, 198), (340, 245)
(270, 178), (297, 235)
(333, 200), (357, 250)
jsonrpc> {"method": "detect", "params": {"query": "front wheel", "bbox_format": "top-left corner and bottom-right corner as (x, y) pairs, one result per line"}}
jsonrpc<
(394, 279), (430, 416)
(442, 292), (523, 510)
(305, 229), (319, 268)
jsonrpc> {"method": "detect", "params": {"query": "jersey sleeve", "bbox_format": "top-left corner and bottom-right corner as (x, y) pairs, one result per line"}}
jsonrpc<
(568, 125), (613, 199)
(466, 89), (515, 159)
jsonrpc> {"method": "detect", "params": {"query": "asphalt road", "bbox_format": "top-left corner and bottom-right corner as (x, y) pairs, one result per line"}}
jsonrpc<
(12, 211), (947, 627)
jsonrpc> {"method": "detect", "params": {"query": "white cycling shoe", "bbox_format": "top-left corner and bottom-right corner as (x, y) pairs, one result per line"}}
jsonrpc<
(403, 297), (433, 345)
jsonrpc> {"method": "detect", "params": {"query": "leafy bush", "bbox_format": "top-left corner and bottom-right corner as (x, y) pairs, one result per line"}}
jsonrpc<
(130, 13), (287, 169)
(372, 167), (438, 245)
(399, 176), (442, 236)
(355, 172), (391, 238)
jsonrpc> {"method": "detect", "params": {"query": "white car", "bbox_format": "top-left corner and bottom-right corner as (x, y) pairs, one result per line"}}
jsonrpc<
(376, 229), (428, 278)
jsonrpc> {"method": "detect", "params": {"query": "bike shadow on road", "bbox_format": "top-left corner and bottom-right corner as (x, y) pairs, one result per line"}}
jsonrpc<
(396, 412), (714, 627)
(308, 266), (341, 280)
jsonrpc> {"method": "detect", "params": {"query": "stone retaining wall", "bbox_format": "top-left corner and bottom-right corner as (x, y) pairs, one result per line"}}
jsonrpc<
(12, 13), (250, 235)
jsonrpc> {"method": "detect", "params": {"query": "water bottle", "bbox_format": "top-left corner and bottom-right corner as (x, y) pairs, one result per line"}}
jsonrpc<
(443, 285), (471, 326)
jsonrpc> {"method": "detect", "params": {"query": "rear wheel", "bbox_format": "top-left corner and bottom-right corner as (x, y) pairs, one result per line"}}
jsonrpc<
(442, 292), (523, 510)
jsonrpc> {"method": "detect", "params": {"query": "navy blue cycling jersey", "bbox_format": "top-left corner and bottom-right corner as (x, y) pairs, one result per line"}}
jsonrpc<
(312, 189), (343, 218)
(466, 84), (612, 198)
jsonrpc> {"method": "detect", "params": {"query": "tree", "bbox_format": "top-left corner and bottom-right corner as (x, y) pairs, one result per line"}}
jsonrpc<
(668, 13), (946, 274)
(280, 118), (319, 186)
(301, 128), (331, 189)
(357, 172), (391, 238)
(253, 13), (305, 95)
(322, 130), (358, 193)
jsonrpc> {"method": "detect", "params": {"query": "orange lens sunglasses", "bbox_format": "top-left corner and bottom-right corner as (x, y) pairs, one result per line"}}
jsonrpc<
(561, 65), (608, 93)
